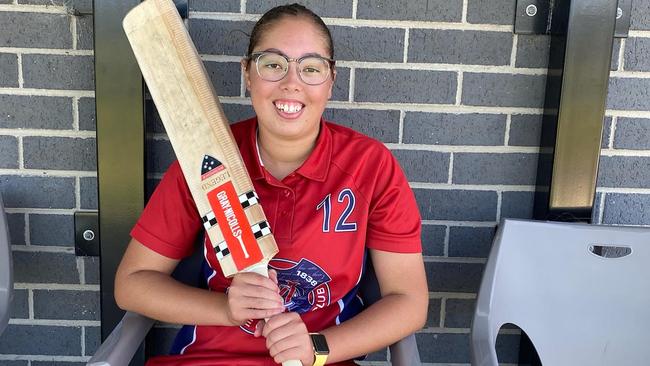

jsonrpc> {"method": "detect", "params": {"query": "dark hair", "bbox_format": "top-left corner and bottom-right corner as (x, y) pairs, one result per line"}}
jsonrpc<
(246, 4), (334, 59)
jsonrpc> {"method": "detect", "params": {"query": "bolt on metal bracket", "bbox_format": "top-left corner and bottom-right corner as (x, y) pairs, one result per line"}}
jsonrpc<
(514, 0), (632, 38)
(74, 211), (99, 256)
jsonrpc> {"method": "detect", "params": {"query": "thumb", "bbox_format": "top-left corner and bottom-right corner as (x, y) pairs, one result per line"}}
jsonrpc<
(254, 319), (266, 337)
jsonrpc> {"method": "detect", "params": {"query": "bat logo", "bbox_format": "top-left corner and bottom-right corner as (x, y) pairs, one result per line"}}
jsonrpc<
(206, 181), (263, 270)
(201, 155), (224, 180)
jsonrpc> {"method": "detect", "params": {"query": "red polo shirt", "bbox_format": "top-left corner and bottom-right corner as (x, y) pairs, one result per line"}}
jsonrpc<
(132, 117), (422, 365)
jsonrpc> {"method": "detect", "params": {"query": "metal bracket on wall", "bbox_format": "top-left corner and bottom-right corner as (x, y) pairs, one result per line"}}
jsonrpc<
(74, 211), (99, 257)
(515, 0), (632, 38)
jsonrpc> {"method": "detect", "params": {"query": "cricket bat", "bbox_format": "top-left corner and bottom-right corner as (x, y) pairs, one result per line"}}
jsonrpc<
(123, 2), (300, 365)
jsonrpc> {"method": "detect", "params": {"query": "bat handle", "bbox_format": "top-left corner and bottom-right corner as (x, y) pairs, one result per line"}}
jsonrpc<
(246, 264), (305, 366)
(282, 360), (303, 366)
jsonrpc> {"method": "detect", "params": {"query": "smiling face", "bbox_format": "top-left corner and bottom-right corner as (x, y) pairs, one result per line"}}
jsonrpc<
(242, 16), (335, 144)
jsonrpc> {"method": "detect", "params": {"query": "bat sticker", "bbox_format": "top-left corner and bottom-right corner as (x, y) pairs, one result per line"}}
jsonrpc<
(206, 181), (264, 270)
(201, 155), (225, 180)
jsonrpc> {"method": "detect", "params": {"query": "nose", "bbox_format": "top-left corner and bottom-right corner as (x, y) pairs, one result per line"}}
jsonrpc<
(279, 61), (302, 90)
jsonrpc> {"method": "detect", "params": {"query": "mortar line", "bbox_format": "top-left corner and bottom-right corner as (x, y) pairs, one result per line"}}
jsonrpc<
(75, 176), (81, 209)
(348, 68), (355, 102)
(455, 71), (463, 106)
(447, 153), (454, 184)
(618, 38), (626, 71)
(496, 190), (503, 221)
(78, 256), (86, 285)
(510, 34), (518, 67)
(18, 136), (24, 169)
(28, 289), (34, 319)
(403, 28), (409, 63)
(81, 325), (86, 356)
(72, 96), (80, 130)
(608, 116), (617, 149)
(443, 225), (450, 257)
(461, 0), (468, 23)
(504, 114), (512, 146)
(398, 110), (405, 144)
(17, 53), (24, 88)
(71, 14), (78, 50)
(439, 297), (447, 327)
(598, 192), (606, 224)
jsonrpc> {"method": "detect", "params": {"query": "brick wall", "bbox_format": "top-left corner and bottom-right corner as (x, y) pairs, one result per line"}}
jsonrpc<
(0, 0), (99, 364)
(2, 0), (650, 365)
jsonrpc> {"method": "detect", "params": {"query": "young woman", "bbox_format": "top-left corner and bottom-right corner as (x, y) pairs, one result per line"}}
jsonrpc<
(115, 4), (428, 366)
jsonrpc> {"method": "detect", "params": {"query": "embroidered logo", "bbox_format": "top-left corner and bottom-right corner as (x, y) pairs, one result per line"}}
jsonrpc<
(270, 258), (332, 313)
(239, 258), (332, 335)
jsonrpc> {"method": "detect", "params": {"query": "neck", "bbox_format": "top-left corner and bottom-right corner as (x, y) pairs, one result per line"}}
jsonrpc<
(257, 125), (319, 180)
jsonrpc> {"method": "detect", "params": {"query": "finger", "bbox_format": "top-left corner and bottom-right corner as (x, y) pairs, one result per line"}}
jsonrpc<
(232, 295), (285, 311)
(263, 312), (304, 340)
(234, 272), (280, 292)
(267, 334), (311, 365)
(254, 319), (265, 337)
(262, 312), (295, 337)
(268, 269), (279, 286)
(229, 285), (284, 305)
(230, 306), (284, 324)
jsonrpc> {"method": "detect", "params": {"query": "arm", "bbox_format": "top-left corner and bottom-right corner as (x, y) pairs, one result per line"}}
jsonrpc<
(321, 249), (428, 362)
(114, 238), (284, 326)
(262, 249), (428, 365)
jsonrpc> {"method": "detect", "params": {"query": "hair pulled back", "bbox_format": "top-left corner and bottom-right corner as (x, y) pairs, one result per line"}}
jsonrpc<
(246, 4), (334, 59)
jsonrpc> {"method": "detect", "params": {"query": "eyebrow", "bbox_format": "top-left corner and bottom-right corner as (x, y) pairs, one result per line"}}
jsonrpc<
(261, 48), (326, 59)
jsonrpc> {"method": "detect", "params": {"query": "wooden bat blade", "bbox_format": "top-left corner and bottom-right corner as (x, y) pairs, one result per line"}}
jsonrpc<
(122, 0), (278, 277)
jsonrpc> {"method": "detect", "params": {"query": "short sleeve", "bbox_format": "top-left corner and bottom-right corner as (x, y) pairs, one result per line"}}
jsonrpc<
(365, 148), (422, 253)
(130, 161), (202, 259)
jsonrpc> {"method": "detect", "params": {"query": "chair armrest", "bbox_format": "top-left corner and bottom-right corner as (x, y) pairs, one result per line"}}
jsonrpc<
(87, 311), (155, 366)
(390, 334), (421, 366)
(360, 256), (422, 366)
(0, 194), (13, 336)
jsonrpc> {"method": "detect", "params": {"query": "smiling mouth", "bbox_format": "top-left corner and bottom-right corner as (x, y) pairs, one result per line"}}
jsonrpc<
(274, 101), (304, 114)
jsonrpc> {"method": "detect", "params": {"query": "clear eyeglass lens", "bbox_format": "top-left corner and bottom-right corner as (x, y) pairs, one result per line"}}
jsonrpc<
(256, 53), (288, 81)
(255, 53), (330, 85)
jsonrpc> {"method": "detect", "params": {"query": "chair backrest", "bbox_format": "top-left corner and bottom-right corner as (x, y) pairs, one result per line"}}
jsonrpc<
(0, 194), (13, 335)
(471, 219), (650, 366)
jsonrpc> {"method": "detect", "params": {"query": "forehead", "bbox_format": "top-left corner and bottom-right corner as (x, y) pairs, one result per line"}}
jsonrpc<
(253, 17), (330, 57)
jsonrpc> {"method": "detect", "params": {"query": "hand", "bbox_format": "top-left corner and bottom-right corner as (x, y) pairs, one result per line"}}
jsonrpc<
(225, 269), (285, 325)
(257, 312), (314, 366)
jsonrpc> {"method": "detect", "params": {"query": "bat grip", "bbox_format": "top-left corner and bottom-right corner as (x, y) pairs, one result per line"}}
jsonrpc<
(245, 264), (305, 366)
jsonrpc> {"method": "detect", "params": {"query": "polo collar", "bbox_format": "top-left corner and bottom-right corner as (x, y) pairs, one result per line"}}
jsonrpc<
(248, 118), (332, 183)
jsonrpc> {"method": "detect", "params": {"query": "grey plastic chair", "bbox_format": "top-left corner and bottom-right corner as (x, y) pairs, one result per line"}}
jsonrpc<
(88, 253), (421, 365)
(0, 194), (13, 336)
(471, 219), (650, 366)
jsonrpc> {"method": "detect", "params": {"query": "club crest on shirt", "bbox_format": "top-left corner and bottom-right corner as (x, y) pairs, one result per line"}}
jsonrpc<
(270, 258), (332, 313)
(239, 258), (332, 335)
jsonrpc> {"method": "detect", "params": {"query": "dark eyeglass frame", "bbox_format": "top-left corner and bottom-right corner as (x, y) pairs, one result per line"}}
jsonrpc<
(247, 51), (336, 86)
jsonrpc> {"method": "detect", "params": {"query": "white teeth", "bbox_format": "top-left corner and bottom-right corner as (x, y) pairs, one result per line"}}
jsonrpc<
(275, 102), (302, 113)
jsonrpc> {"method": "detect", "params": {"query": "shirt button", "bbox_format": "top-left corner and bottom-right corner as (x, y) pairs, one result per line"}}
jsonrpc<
(284, 190), (291, 197)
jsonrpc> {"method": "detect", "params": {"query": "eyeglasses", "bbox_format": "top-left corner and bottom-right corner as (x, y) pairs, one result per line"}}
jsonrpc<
(248, 51), (335, 86)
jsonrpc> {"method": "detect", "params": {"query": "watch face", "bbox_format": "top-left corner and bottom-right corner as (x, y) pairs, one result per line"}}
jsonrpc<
(311, 333), (329, 353)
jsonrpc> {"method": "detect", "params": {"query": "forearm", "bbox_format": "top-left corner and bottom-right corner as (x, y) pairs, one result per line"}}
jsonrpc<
(320, 292), (428, 363)
(115, 269), (233, 326)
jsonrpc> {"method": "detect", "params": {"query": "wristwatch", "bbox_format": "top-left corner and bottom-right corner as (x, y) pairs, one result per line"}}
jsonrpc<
(309, 333), (329, 366)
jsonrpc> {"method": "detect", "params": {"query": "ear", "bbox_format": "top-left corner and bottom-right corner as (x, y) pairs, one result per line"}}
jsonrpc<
(241, 58), (252, 91)
(327, 67), (337, 99)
